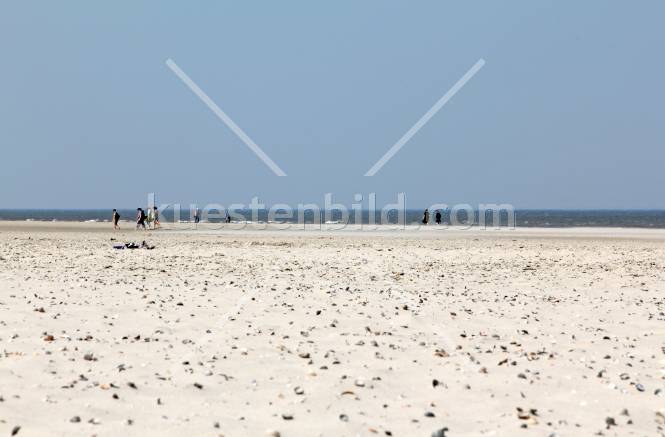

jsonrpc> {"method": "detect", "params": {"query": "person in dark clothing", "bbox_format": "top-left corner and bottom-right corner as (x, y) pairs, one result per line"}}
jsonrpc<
(422, 209), (430, 225)
(136, 208), (146, 230)
(112, 209), (121, 230)
(435, 210), (442, 225)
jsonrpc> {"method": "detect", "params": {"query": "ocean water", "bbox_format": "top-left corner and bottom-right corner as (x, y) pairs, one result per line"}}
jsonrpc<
(1, 209), (665, 228)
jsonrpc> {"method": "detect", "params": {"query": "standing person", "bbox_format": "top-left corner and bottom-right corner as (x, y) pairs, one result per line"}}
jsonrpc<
(146, 207), (154, 230)
(112, 209), (121, 230)
(422, 208), (430, 225)
(435, 210), (442, 225)
(153, 206), (160, 229)
(136, 208), (146, 230)
(194, 209), (200, 224)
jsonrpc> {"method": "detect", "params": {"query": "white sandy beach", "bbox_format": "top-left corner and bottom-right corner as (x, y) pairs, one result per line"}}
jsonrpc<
(0, 222), (664, 436)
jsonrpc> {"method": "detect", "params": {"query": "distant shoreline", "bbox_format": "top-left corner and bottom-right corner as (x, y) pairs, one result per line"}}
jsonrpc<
(2, 209), (665, 229)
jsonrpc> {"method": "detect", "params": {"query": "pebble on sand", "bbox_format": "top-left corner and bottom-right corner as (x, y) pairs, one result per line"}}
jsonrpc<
(431, 427), (448, 437)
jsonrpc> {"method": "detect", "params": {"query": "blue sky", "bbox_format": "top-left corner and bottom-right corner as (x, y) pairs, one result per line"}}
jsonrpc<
(0, 1), (663, 209)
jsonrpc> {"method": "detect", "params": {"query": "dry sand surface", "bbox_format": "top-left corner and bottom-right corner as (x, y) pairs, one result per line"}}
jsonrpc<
(0, 222), (664, 437)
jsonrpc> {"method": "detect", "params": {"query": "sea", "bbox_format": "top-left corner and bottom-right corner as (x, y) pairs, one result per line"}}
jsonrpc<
(2, 209), (665, 228)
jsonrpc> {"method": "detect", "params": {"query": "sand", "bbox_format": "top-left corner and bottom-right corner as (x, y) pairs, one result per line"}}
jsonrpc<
(0, 221), (664, 436)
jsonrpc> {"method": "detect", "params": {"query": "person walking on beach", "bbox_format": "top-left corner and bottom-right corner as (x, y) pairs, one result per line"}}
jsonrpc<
(422, 209), (430, 225)
(136, 208), (146, 230)
(153, 206), (161, 229)
(146, 207), (154, 230)
(193, 209), (200, 224)
(435, 210), (442, 225)
(112, 209), (121, 230)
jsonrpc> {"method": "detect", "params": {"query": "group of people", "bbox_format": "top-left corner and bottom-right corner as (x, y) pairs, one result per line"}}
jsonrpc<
(114, 207), (440, 228)
(111, 207), (161, 230)
(192, 209), (231, 224)
(422, 209), (443, 225)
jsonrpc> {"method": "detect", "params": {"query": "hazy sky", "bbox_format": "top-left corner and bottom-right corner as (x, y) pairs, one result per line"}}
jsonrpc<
(1, 1), (663, 209)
